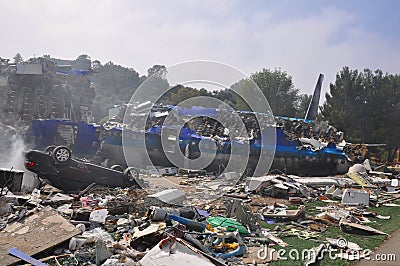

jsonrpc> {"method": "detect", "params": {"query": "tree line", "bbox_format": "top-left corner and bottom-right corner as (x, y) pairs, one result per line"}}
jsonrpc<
(320, 67), (400, 162)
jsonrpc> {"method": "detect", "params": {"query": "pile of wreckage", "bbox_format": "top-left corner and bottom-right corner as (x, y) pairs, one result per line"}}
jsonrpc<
(0, 55), (95, 127)
(0, 160), (399, 266)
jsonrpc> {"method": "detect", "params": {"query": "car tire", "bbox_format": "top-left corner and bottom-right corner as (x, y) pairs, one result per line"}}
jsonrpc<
(123, 167), (139, 186)
(111, 165), (124, 172)
(52, 146), (71, 163)
(45, 145), (56, 153)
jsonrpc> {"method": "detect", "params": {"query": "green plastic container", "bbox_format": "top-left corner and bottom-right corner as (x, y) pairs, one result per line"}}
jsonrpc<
(206, 216), (249, 235)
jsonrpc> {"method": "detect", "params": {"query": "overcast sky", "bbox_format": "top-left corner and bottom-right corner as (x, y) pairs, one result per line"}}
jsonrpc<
(1, 0), (399, 96)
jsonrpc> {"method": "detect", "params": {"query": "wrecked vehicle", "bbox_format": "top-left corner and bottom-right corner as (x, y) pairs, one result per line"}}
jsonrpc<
(24, 145), (140, 191)
(20, 72), (369, 177)
(98, 74), (364, 176)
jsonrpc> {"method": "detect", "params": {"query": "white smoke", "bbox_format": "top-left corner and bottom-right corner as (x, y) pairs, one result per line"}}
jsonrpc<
(8, 136), (26, 171)
(0, 125), (38, 191)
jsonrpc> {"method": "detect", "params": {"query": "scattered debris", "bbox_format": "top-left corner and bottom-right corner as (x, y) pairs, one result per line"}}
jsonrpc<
(1, 56), (399, 265)
(0, 149), (398, 265)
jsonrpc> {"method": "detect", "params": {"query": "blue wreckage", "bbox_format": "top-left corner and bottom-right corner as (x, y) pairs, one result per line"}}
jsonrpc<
(26, 74), (363, 176)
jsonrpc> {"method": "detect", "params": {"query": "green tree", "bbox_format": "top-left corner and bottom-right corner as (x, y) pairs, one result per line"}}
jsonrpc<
(250, 68), (300, 116)
(320, 67), (400, 162)
(147, 64), (167, 78)
(212, 89), (236, 107)
(91, 60), (102, 72)
(231, 68), (301, 116)
(168, 85), (211, 106)
(297, 94), (312, 117)
(13, 53), (23, 63)
(91, 61), (145, 121)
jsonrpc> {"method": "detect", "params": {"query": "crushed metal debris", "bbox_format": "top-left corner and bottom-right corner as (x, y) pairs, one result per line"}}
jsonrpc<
(0, 162), (398, 266)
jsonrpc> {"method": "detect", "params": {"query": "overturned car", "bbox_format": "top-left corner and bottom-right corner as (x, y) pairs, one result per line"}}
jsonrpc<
(24, 146), (141, 192)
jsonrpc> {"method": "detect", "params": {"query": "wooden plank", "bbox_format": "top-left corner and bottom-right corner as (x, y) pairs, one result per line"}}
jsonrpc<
(0, 206), (80, 265)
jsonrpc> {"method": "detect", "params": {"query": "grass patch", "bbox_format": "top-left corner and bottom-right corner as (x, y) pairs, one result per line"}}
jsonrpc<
(267, 199), (400, 266)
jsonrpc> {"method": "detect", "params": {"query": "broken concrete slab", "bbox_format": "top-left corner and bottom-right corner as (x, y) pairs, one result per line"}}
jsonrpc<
(326, 185), (342, 198)
(146, 189), (186, 205)
(0, 206), (80, 265)
(341, 189), (370, 206)
(27, 188), (42, 206)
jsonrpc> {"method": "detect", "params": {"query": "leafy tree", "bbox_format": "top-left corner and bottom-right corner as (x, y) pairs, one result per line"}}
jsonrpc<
(320, 67), (369, 142)
(297, 94), (312, 118)
(13, 53), (23, 63)
(147, 64), (167, 78)
(320, 67), (400, 162)
(91, 60), (102, 72)
(212, 89), (236, 107)
(75, 54), (91, 70)
(228, 68), (303, 116)
(168, 85), (211, 106)
(91, 61), (145, 121)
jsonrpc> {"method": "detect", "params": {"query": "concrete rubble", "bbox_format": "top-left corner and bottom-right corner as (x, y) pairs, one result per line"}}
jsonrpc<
(0, 162), (399, 266)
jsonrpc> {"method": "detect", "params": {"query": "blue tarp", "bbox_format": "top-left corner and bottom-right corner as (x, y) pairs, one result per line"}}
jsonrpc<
(56, 69), (89, 76)
(30, 120), (100, 155)
(176, 106), (217, 117)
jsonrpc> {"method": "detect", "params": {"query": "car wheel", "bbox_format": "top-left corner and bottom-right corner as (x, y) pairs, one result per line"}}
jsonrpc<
(52, 146), (71, 163)
(111, 164), (124, 172)
(123, 167), (139, 186)
(45, 145), (57, 153)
